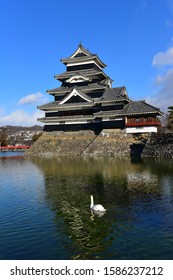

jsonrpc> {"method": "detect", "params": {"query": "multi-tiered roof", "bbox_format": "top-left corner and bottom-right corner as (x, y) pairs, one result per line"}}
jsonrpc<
(38, 44), (162, 133)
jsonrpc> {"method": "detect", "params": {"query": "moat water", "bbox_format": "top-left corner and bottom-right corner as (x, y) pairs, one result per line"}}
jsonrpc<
(0, 152), (173, 260)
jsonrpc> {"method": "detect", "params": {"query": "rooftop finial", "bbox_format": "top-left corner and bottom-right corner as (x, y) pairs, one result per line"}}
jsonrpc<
(78, 41), (83, 48)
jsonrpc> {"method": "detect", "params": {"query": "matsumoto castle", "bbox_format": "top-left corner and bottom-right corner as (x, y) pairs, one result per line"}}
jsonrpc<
(38, 44), (162, 133)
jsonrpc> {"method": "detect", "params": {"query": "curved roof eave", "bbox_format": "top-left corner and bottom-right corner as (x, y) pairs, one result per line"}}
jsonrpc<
(61, 55), (107, 68)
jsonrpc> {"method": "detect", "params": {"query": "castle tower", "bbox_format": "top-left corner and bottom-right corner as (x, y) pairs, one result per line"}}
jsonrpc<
(38, 44), (162, 133)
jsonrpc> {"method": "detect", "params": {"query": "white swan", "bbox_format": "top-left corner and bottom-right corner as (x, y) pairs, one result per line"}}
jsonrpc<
(90, 195), (106, 212)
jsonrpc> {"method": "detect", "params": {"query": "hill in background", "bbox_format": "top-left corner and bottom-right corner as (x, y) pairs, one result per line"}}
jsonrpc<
(0, 125), (43, 146)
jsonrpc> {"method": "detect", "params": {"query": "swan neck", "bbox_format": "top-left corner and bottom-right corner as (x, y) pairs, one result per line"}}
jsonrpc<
(90, 195), (94, 208)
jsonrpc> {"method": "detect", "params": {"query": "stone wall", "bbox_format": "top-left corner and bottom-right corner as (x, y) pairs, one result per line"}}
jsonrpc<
(25, 129), (135, 157)
(25, 130), (173, 159)
(142, 132), (173, 159)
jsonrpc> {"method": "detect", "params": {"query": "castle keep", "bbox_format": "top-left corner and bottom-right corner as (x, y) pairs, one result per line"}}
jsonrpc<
(38, 44), (162, 133)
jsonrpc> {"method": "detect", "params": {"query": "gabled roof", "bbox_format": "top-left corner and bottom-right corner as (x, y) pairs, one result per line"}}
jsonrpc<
(123, 101), (163, 115)
(54, 68), (111, 82)
(47, 83), (107, 95)
(101, 87), (130, 102)
(59, 87), (93, 105)
(61, 44), (107, 68)
(54, 69), (104, 80)
(37, 101), (59, 110)
(37, 101), (94, 111)
(56, 102), (94, 110)
(94, 109), (124, 118)
(66, 73), (90, 83)
(70, 43), (93, 58)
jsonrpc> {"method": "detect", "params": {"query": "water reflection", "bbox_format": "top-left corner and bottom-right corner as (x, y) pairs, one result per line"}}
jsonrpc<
(30, 157), (130, 259)
(1, 154), (173, 259)
(30, 156), (173, 259)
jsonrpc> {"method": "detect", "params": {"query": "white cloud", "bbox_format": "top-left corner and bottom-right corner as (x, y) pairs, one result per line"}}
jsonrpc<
(146, 90), (173, 113)
(0, 109), (44, 126)
(17, 92), (47, 105)
(147, 46), (173, 112)
(152, 47), (173, 66)
(147, 50), (173, 112)
(154, 68), (173, 86)
(0, 91), (49, 126)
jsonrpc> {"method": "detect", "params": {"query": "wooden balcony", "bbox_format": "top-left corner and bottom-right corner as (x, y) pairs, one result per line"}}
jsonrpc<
(125, 118), (161, 127)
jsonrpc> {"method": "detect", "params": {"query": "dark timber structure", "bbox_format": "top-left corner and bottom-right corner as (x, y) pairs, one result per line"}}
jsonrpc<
(38, 44), (162, 133)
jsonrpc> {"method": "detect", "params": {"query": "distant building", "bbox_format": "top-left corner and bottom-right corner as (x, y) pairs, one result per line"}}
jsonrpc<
(38, 44), (162, 133)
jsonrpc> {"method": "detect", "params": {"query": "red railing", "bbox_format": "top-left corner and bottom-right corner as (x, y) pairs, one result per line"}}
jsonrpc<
(0, 145), (30, 150)
(125, 118), (161, 127)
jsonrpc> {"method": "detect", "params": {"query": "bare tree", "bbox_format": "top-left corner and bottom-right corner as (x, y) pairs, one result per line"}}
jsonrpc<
(0, 127), (8, 146)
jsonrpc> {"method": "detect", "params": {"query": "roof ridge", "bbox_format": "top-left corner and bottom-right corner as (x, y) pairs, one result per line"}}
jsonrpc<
(61, 44), (94, 61)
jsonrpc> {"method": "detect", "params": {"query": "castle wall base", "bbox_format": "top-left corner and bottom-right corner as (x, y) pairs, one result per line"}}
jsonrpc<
(25, 129), (135, 157)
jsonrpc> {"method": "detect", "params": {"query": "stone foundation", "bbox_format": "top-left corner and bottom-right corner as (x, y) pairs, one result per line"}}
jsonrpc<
(142, 132), (173, 159)
(25, 129), (135, 157)
(25, 130), (173, 159)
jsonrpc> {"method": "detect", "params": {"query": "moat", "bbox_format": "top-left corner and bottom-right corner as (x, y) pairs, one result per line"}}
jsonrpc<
(0, 152), (173, 259)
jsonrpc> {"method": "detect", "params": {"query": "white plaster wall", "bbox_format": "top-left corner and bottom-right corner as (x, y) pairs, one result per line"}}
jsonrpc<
(125, 126), (158, 134)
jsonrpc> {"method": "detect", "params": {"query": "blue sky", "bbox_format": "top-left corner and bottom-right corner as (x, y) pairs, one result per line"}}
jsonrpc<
(0, 0), (173, 126)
